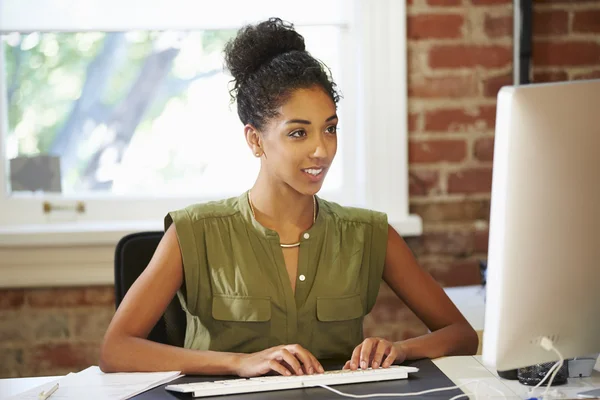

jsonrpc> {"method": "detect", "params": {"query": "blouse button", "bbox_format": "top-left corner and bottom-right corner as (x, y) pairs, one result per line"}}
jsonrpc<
(303, 233), (310, 239)
(299, 275), (306, 282)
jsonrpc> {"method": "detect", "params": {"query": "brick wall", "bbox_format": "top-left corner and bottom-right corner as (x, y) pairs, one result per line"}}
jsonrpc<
(1, 0), (599, 379)
(365, 0), (600, 348)
(0, 287), (114, 378)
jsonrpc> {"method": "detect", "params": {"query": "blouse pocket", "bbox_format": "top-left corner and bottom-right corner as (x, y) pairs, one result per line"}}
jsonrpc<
(210, 294), (271, 353)
(313, 293), (365, 359)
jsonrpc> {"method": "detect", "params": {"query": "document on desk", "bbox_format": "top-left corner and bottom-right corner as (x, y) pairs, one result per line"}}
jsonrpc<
(8, 367), (182, 400)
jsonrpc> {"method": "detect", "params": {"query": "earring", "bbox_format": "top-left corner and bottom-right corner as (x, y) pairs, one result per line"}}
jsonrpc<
(255, 152), (261, 157)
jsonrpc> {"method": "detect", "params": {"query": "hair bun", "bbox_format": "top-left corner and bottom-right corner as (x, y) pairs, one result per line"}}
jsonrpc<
(224, 18), (306, 84)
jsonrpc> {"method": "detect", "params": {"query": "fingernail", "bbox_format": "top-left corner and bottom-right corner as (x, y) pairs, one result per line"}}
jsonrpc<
(319, 365), (324, 373)
(351, 362), (357, 369)
(360, 361), (367, 369)
(373, 361), (379, 369)
(308, 367), (314, 374)
(285, 370), (291, 376)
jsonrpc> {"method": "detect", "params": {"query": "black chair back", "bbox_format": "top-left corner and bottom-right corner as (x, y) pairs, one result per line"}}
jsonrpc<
(114, 231), (186, 346)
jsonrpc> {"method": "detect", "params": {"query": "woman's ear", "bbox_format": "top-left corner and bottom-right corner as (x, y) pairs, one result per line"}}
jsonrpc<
(244, 124), (263, 157)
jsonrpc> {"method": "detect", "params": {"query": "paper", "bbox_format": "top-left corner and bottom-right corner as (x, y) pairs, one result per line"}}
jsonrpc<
(8, 367), (181, 400)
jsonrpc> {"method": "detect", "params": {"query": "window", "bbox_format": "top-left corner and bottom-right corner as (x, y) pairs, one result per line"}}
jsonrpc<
(0, 0), (421, 246)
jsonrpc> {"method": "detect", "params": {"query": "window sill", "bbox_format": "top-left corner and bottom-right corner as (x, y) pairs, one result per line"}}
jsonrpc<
(390, 215), (422, 237)
(0, 214), (422, 248)
(0, 220), (164, 247)
(0, 215), (421, 288)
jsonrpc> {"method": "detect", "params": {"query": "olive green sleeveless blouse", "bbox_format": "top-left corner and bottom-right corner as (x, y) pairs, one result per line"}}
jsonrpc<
(164, 192), (388, 359)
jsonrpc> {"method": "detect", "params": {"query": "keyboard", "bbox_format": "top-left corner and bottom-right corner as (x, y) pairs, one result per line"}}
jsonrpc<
(165, 365), (419, 397)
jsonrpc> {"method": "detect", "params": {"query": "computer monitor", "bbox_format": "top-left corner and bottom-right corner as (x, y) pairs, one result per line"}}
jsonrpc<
(482, 79), (600, 372)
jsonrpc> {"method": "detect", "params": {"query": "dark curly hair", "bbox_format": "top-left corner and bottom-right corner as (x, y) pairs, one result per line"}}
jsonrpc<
(224, 18), (341, 131)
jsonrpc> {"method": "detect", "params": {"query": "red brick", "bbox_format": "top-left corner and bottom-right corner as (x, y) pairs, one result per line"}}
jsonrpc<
(533, 10), (569, 36)
(409, 169), (441, 196)
(366, 282), (424, 334)
(533, 41), (600, 67)
(72, 308), (114, 340)
(0, 290), (25, 310)
(404, 236), (421, 254)
(429, 44), (512, 69)
(367, 291), (408, 324)
(574, 70), (600, 80)
(426, 259), (482, 287)
(533, 70), (568, 83)
(448, 167), (493, 194)
(573, 10), (600, 33)
(82, 287), (114, 306)
(0, 348), (26, 378)
(407, 45), (418, 75)
(474, 229), (490, 253)
(409, 139), (467, 164)
(0, 314), (30, 343)
(484, 14), (513, 38)
(28, 287), (114, 308)
(409, 74), (479, 98)
(28, 288), (84, 307)
(471, 0), (511, 4)
(427, 0), (462, 5)
(408, 112), (419, 133)
(408, 14), (464, 40)
(409, 199), (491, 222)
(364, 316), (428, 342)
(483, 72), (513, 98)
(424, 105), (496, 132)
(31, 343), (99, 373)
(409, 231), (475, 257)
(474, 136), (495, 161)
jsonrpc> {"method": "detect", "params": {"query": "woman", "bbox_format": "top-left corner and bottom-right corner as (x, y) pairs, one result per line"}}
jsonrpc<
(100, 18), (478, 378)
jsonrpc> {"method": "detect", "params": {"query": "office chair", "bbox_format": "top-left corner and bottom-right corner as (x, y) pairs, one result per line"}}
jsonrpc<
(114, 231), (186, 347)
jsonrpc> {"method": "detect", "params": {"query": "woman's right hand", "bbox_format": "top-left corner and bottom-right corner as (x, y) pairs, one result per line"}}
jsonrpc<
(234, 344), (325, 378)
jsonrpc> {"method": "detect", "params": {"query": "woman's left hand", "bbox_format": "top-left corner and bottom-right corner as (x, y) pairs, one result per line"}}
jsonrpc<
(343, 337), (406, 370)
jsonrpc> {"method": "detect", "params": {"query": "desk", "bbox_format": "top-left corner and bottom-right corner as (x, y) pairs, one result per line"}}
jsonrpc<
(0, 375), (59, 399)
(2, 356), (599, 400)
(438, 356), (600, 399)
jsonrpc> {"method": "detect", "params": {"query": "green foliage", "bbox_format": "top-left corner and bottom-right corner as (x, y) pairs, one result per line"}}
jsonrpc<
(3, 28), (233, 191)
(4, 32), (104, 153)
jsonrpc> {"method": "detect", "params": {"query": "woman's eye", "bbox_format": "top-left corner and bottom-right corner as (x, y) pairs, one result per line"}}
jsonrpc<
(289, 130), (306, 138)
(326, 125), (338, 134)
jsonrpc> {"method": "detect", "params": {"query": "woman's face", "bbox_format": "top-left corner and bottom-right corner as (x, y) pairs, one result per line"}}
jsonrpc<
(258, 86), (338, 196)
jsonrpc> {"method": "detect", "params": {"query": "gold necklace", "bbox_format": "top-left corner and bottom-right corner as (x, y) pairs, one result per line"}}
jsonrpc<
(248, 192), (317, 248)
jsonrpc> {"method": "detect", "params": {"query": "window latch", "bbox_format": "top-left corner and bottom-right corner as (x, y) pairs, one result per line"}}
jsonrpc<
(42, 201), (86, 214)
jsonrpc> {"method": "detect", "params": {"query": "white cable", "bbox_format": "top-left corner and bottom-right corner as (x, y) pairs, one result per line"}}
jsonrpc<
(527, 336), (565, 399)
(543, 358), (564, 398)
(318, 379), (508, 399)
(542, 339), (565, 398)
(448, 393), (469, 400)
(531, 360), (561, 390)
(317, 382), (470, 398)
(483, 382), (508, 400)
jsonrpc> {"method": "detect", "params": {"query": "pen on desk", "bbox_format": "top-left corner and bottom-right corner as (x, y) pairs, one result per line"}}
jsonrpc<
(38, 383), (59, 400)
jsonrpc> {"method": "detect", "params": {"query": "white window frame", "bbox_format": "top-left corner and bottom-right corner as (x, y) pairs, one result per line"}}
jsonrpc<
(0, 0), (421, 248)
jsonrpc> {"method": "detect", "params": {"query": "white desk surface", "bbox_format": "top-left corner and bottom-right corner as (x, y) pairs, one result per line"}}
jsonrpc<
(2, 356), (599, 400)
(0, 375), (59, 399)
(436, 356), (600, 399)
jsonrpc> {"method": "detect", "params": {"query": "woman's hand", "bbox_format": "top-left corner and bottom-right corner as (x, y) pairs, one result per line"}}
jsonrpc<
(235, 344), (325, 378)
(343, 337), (406, 370)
